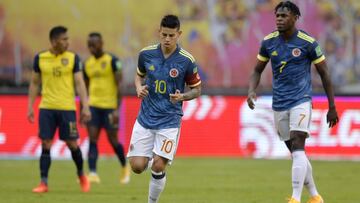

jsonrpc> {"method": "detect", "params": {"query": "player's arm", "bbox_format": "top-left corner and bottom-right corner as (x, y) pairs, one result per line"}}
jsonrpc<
(310, 41), (338, 128)
(27, 71), (41, 123)
(111, 56), (123, 108)
(247, 59), (268, 110)
(135, 52), (148, 99)
(73, 55), (91, 123)
(170, 62), (201, 104)
(74, 72), (91, 124)
(135, 73), (148, 99)
(247, 39), (270, 109)
(27, 54), (41, 123)
(314, 61), (338, 128)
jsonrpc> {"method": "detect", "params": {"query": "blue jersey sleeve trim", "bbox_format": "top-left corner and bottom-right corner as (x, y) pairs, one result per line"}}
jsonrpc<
(33, 54), (40, 72)
(73, 54), (82, 73)
(111, 55), (122, 72)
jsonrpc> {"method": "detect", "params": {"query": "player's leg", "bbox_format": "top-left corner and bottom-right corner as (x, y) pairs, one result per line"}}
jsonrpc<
(86, 107), (101, 182)
(149, 155), (168, 203)
(289, 101), (322, 203)
(148, 127), (180, 203)
(106, 128), (130, 183)
(289, 130), (307, 202)
(32, 109), (56, 193)
(127, 120), (155, 174)
(60, 110), (90, 192)
(284, 131), (321, 202)
(87, 125), (101, 182)
(104, 109), (130, 183)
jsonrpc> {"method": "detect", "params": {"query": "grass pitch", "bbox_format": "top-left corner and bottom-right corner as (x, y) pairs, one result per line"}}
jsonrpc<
(1, 158), (359, 203)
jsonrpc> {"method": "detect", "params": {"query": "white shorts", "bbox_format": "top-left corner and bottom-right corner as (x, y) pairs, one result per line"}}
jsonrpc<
(127, 120), (180, 161)
(274, 101), (311, 141)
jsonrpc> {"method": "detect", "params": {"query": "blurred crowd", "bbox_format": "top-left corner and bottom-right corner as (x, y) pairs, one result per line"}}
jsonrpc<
(1, 0), (360, 93)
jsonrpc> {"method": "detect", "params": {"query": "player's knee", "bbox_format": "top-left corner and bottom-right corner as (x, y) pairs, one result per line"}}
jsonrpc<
(129, 158), (147, 174)
(41, 139), (52, 150)
(65, 140), (79, 151)
(290, 131), (307, 151)
(151, 158), (167, 173)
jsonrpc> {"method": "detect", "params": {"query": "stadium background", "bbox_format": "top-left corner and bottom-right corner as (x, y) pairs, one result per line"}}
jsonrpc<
(0, 0), (360, 160)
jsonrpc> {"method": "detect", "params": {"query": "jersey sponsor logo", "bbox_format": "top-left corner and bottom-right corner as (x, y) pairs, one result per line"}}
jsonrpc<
(101, 61), (107, 69)
(271, 50), (278, 56)
(292, 48), (301, 57)
(61, 58), (69, 66)
(169, 68), (179, 78)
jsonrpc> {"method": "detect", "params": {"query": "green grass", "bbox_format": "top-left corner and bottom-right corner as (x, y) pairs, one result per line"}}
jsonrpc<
(1, 158), (359, 203)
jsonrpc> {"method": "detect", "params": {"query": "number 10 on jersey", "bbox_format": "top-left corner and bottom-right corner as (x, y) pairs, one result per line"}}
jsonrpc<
(155, 80), (167, 94)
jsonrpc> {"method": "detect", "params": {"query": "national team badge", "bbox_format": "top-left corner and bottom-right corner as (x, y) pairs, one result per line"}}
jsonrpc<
(292, 48), (301, 57)
(169, 68), (179, 78)
(101, 61), (107, 69)
(61, 58), (69, 66)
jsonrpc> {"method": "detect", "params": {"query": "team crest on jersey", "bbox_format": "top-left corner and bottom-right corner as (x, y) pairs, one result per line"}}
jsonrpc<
(61, 58), (69, 66)
(169, 68), (179, 78)
(101, 61), (107, 69)
(292, 48), (301, 57)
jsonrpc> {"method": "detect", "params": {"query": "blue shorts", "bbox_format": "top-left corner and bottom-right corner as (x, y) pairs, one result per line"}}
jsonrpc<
(39, 109), (79, 140)
(88, 106), (118, 130)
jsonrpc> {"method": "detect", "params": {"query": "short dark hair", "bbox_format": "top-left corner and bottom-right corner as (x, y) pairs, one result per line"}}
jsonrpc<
(49, 26), (67, 40)
(275, 1), (301, 17)
(88, 32), (102, 39)
(160, 14), (180, 30)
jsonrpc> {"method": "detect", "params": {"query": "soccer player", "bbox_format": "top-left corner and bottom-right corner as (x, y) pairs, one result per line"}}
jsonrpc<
(27, 26), (91, 193)
(247, 1), (338, 203)
(84, 32), (130, 184)
(128, 14), (201, 203)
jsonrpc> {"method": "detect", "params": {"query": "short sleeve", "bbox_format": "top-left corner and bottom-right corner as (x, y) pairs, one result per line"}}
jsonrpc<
(308, 41), (325, 64)
(33, 54), (40, 72)
(137, 52), (146, 77)
(185, 61), (201, 87)
(111, 55), (123, 72)
(73, 54), (82, 73)
(257, 40), (269, 62)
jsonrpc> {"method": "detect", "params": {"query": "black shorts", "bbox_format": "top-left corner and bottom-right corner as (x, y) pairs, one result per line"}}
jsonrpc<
(88, 106), (118, 130)
(39, 109), (79, 140)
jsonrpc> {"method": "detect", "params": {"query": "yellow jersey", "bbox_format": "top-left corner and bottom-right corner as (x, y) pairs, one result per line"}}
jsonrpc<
(84, 53), (122, 109)
(34, 50), (82, 110)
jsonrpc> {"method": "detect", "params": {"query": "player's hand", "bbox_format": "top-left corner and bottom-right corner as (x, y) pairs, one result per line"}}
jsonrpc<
(169, 89), (184, 104)
(136, 85), (149, 99)
(247, 91), (257, 110)
(109, 109), (119, 127)
(80, 106), (91, 125)
(27, 107), (34, 123)
(327, 107), (338, 128)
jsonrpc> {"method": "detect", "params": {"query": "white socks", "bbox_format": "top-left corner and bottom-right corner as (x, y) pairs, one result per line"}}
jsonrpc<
(291, 151), (308, 201)
(148, 170), (166, 203)
(304, 158), (319, 197)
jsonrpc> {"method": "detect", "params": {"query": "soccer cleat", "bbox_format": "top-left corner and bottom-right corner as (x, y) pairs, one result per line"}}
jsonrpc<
(307, 195), (324, 203)
(287, 197), (300, 203)
(87, 172), (101, 183)
(32, 182), (48, 193)
(79, 175), (90, 192)
(120, 164), (131, 184)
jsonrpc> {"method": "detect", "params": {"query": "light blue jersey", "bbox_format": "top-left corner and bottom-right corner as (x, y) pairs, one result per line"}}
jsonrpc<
(257, 30), (325, 111)
(136, 44), (201, 129)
